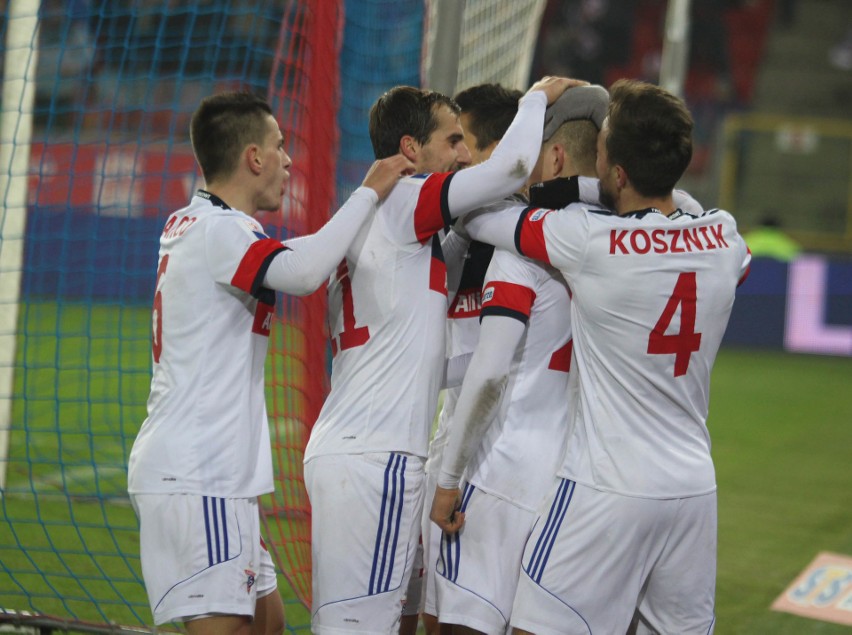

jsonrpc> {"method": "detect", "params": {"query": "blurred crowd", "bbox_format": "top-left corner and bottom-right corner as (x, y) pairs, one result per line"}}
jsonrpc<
(532, 0), (774, 174)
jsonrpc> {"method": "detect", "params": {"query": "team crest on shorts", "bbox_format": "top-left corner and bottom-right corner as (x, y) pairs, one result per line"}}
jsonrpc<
(529, 208), (548, 222)
(245, 569), (256, 594)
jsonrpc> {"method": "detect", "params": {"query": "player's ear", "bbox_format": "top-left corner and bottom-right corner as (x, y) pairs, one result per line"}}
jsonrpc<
(551, 144), (566, 178)
(400, 135), (418, 163)
(614, 164), (628, 190)
(246, 144), (263, 176)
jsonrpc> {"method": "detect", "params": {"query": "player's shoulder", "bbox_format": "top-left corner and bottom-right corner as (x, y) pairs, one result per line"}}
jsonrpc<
(533, 201), (608, 226)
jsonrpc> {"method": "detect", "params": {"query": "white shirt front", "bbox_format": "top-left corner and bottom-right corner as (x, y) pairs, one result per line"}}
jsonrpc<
(128, 193), (282, 497)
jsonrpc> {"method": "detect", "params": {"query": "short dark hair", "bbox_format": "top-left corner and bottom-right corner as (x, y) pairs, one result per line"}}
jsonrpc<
(549, 119), (599, 177)
(605, 79), (693, 197)
(190, 92), (273, 183)
(453, 83), (522, 151)
(368, 86), (459, 159)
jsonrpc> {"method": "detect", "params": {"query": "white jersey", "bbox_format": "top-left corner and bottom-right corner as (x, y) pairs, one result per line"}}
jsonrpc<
(470, 204), (751, 498)
(463, 249), (573, 510)
(304, 91), (549, 461)
(128, 191), (284, 497)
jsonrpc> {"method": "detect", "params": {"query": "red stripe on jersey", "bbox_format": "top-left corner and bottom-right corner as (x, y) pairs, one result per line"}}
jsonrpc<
(413, 172), (453, 243)
(448, 288), (481, 318)
(738, 248), (752, 287)
(548, 338), (573, 372)
(252, 300), (274, 337)
(231, 238), (287, 295)
(517, 208), (553, 263)
(482, 281), (536, 318)
(430, 254), (448, 296)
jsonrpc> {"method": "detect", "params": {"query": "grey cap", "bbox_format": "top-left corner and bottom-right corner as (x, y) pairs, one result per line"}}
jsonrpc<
(543, 84), (610, 141)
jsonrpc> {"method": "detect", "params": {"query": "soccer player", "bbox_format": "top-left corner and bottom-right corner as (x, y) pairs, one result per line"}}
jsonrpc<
(303, 76), (579, 634)
(459, 79), (751, 635)
(429, 85), (609, 635)
(399, 83), (524, 635)
(127, 91), (414, 635)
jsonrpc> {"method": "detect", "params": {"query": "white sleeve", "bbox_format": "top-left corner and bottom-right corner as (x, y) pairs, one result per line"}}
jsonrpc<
(442, 228), (471, 300)
(673, 189), (705, 216)
(263, 187), (378, 296)
(464, 205), (526, 255)
(445, 92), (547, 219)
(437, 315), (526, 489)
(443, 352), (473, 389)
(578, 177), (600, 205)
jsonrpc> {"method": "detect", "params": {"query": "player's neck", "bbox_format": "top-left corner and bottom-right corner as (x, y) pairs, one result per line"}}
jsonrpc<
(618, 190), (676, 217)
(202, 181), (256, 216)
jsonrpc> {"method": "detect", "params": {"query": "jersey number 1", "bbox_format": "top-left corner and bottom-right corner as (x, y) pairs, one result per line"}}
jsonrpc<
(336, 260), (370, 351)
(647, 271), (702, 377)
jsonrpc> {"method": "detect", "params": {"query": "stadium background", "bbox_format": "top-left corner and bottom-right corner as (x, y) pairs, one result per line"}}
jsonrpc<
(0, 0), (850, 633)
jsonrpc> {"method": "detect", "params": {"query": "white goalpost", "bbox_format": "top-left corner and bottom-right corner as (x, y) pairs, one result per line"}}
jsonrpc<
(423, 0), (548, 97)
(0, 0), (38, 495)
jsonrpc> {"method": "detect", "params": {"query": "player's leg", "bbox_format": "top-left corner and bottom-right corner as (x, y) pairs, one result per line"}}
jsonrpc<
(633, 492), (717, 634)
(251, 536), (285, 635)
(185, 615), (252, 635)
(436, 485), (535, 635)
(305, 452), (425, 634)
(252, 592), (285, 635)
(510, 479), (671, 635)
(132, 494), (264, 628)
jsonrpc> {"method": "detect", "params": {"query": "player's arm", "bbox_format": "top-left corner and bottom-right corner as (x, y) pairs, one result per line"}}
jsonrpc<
(673, 189), (705, 216)
(445, 77), (583, 220)
(441, 226), (470, 301)
(431, 314), (526, 534)
(462, 205), (526, 256)
(262, 154), (414, 295)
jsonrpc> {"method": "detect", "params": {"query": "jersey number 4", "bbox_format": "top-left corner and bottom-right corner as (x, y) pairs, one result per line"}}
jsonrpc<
(647, 272), (702, 377)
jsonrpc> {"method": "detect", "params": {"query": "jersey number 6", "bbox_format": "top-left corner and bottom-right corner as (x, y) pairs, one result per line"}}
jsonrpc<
(151, 255), (169, 364)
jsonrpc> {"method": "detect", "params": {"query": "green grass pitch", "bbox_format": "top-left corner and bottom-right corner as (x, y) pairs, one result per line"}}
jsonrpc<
(1, 301), (850, 633)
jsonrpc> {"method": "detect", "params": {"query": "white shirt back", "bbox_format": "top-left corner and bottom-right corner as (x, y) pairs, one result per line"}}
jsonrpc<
(128, 193), (281, 497)
(465, 250), (573, 510)
(516, 205), (751, 498)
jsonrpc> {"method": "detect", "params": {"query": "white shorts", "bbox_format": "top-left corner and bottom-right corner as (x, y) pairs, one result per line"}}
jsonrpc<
(131, 494), (277, 625)
(435, 484), (535, 634)
(511, 479), (717, 635)
(305, 452), (425, 634)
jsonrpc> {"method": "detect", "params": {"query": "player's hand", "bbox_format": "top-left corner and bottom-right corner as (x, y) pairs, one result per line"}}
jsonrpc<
(527, 76), (590, 105)
(430, 485), (465, 534)
(361, 154), (416, 201)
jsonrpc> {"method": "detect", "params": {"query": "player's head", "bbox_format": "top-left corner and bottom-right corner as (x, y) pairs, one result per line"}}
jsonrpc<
(596, 79), (693, 209)
(530, 84), (609, 184)
(369, 86), (472, 173)
(190, 92), (292, 210)
(454, 83), (523, 165)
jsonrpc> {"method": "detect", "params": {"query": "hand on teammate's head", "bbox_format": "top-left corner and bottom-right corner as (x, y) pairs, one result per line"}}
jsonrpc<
(527, 76), (590, 106)
(543, 84), (610, 140)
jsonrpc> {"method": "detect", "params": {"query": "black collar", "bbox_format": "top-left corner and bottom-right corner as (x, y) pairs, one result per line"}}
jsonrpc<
(196, 189), (231, 210)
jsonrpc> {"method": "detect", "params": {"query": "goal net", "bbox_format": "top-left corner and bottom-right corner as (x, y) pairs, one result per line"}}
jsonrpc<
(0, 0), (341, 630)
(0, 0), (544, 631)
